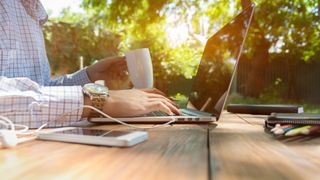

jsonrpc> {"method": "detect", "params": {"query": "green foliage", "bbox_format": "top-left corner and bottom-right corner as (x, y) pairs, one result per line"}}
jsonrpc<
(45, 0), (240, 79)
(78, 0), (240, 92)
(43, 0), (320, 108)
(44, 20), (121, 75)
(252, 0), (320, 61)
(171, 93), (189, 108)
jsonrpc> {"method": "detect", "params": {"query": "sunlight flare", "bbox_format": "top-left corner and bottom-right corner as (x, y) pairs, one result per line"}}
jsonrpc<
(166, 23), (189, 47)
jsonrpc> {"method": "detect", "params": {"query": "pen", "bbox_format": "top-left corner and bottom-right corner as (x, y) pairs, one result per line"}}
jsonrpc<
(300, 126), (320, 135)
(273, 125), (300, 135)
(285, 125), (312, 136)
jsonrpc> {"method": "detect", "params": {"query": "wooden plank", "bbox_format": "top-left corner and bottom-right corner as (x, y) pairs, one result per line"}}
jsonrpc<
(0, 124), (209, 180)
(210, 112), (320, 180)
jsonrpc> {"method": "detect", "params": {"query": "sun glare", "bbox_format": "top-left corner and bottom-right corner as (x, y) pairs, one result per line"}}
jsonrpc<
(41, 0), (82, 17)
(166, 23), (189, 47)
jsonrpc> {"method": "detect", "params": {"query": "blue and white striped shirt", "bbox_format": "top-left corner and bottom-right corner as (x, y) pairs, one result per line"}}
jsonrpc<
(0, 0), (92, 128)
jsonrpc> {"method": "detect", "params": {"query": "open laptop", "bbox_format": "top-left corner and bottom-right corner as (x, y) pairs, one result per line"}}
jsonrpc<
(90, 3), (255, 123)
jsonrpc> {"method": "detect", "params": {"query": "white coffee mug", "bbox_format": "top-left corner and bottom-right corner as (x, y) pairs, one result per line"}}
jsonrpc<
(125, 48), (154, 88)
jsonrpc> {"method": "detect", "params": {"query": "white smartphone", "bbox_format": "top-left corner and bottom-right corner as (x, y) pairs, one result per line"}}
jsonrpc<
(37, 127), (148, 147)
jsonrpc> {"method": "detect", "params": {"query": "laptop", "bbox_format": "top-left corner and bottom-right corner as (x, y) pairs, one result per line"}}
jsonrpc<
(89, 3), (255, 123)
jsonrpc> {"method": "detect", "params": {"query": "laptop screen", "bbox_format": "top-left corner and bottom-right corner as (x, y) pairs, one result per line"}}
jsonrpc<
(189, 4), (254, 118)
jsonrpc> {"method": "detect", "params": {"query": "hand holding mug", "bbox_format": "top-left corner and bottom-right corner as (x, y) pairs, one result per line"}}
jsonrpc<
(86, 56), (131, 89)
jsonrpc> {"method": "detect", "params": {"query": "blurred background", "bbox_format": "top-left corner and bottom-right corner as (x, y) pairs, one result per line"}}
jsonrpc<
(42, 0), (320, 112)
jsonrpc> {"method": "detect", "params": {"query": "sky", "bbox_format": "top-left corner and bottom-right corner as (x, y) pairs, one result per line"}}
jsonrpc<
(40, 0), (209, 47)
(41, 0), (83, 17)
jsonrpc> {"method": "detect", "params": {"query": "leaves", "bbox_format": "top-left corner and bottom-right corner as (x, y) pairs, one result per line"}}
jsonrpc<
(44, 0), (320, 98)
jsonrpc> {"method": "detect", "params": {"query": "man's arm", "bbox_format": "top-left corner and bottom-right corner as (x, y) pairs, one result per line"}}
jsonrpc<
(48, 68), (92, 86)
(0, 76), (180, 129)
(0, 76), (85, 128)
(48, 56), (127, 88)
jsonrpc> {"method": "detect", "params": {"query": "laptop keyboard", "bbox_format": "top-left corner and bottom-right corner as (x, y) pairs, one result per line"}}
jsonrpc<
(146, 109), (211, 117)
(180, 109), (212, 117)
(147, 111), (170, 116)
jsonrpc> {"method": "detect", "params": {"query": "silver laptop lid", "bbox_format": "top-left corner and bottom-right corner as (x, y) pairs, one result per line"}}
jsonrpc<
(189, 3), (255, 120)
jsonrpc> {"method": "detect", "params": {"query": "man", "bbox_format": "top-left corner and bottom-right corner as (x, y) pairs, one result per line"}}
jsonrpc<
(0, 0), (179, 128)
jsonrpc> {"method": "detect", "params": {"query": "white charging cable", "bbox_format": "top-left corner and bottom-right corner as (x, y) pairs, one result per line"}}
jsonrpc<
(0, 104), (177, 148)
(57, 105), (177, 129)
(0, 115), (46, 148)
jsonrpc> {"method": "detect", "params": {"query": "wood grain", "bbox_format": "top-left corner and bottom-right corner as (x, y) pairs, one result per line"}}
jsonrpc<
(210, 113), (320, 180)
(0, 124), (209, 180)
(2, 112), (320, 180)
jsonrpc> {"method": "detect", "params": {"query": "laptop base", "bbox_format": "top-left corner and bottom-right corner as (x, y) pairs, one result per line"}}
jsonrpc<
(88, 115), (216, 124)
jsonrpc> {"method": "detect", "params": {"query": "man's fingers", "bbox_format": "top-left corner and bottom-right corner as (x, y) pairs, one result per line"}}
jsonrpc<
(140, 88), (167, 97)
(148, 101), (173, 115)
(151, 99), (181, 115)
(140, 88), (178, 106)
(147, 93), (178, 107)
(109, 58), (127, 69)
(108, 60), (129, 79)
(101, 56), (126, 68)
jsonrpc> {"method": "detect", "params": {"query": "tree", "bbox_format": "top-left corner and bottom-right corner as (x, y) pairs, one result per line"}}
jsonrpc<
(44, 0), (320, 105)
(80, 0), (240, 93)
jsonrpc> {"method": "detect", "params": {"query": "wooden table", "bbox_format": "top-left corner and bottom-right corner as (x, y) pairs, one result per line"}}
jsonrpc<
(1, 112), (320, 180)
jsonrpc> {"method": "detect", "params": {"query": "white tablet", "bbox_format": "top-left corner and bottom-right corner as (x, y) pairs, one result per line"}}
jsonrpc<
(37, 127), (148, 147)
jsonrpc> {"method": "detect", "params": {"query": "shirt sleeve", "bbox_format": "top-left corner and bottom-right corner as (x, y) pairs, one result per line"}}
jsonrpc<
(48, 68), (92, 86)
(0, 76), (84, 128)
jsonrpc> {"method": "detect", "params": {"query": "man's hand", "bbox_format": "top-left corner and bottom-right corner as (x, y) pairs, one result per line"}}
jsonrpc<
(86, 56), (131, 89)
(103, 88), (181, 117)
(82, 88), (181, 118)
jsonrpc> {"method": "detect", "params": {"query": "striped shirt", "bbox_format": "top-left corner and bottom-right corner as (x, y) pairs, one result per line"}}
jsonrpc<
(0, 0), (92, 128)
